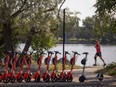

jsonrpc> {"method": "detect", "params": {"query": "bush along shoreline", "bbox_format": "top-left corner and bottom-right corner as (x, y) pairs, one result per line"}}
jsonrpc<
(96, 62), (116, 76)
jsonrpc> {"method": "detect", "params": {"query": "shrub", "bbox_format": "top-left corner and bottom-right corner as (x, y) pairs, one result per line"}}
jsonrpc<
(96, 62), (116, 76)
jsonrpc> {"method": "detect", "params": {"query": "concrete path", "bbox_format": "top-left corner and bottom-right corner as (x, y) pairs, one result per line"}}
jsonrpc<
(0, 66), (116, 87)
(72, 66), (116, 86)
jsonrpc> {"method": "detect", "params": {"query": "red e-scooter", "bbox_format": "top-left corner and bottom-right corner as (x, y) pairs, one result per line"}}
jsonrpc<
(9, 51), (18, 83)
(33, 51), (45, 82)
(57, 51), (70, 82)
(50, 51), (61, 82)
(42, 51), (54, 82)
(0, 51), (11, 83)
(66, 51), (80, 82)
(23, 52), (33, 83)
(16, 51), (27, 83)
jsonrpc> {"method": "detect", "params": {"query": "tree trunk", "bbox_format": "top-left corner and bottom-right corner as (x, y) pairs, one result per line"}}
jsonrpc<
(22, 27), (35, 52)
(2, 21), (14, 69)
(22, 37), (32, 53)
(3, 21), (14, 51)
(17, 27), (35, 66)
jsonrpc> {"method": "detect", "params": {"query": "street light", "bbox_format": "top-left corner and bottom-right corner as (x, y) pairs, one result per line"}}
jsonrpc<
(57, 0), (67, 70)
(58, 0), (66, 20)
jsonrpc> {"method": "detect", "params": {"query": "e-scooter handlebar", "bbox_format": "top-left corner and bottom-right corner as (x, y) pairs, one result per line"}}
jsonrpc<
(54, 51), (61, 55)
(81, 52), (89, 65)
(72, 51), (80, 55)
(83, 52), (89, 55)
(47, 51), (54, 55)
(65, 51), (70, 55)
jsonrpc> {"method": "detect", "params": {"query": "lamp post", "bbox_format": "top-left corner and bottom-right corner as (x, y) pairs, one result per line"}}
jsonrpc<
(62, 8), (66, 70)
(57, 0), (66, 20)
(57, 0), (66, 70)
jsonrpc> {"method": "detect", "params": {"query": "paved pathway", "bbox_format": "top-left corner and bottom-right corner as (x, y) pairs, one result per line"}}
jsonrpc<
(0, 66), (116, 87)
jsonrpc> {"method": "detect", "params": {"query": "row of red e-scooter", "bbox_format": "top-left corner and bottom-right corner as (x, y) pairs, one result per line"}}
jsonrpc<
(0, 50), (81, 83)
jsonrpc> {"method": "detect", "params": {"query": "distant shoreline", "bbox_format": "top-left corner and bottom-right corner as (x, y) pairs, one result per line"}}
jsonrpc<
(56, 40), (116, 45)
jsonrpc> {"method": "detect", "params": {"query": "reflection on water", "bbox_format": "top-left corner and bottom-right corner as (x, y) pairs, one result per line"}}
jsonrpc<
(49, 44), (116, 66)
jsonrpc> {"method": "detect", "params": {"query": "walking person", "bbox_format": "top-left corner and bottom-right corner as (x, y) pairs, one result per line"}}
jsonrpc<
(93, 40), (106, 66)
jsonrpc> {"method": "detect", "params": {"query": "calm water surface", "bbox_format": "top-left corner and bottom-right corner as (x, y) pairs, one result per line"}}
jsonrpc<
(19, 44), (116, 66)
(49, 44), (116, 66)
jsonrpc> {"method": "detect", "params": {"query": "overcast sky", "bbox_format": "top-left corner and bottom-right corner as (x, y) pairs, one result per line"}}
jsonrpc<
(62, 0), (96, 26)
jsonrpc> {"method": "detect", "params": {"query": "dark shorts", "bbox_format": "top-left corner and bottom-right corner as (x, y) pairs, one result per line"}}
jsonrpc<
(95, 52), (102, 57)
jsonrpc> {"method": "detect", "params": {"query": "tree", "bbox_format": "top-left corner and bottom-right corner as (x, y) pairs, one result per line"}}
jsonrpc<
(82, 17), (94, 40)
(0, 0), (60, 50)
(57, 8), (80, 40)
(94, 0), (116, 43)
(0, 0), (63, 59)
(65, 9), (80, 39)
(93, 14), (116, 43)
(94, 0), (116, 16)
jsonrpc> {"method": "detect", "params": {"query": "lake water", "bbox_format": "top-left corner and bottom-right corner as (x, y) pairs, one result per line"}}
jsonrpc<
(18, 44), (116, 66)
(49, 44), (116, 66)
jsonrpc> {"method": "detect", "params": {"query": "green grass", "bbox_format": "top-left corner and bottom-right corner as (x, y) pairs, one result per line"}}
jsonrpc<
(49, 63), (80, 71)
(96, 62), (116, 76)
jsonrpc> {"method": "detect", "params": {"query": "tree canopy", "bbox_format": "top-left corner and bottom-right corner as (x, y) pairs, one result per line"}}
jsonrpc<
(93, 0), (116, 43)
(0, 0), (116, 57)
(94, 0), (116, 16)
(0, 0), (65, 60)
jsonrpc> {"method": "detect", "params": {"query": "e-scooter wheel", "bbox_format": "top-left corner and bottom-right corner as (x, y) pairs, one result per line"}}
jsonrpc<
(79, 75), (86, 82)
(3, 76), (10, 83)
(10, 76), (16, 83)
(51, 75), (57, 82)
(62, 76), (66, 82)
(25, 76), (31, 83)
(98, 74), (104, 81)
(17, 76), (23, 83)
(61, 74), (66, 82)
(56, 74), (60, 82)
(35, 75), (40, 82)
(67, 76), (73, 82)
(58, 76), (62, 82)
(43, 74), (50, 82)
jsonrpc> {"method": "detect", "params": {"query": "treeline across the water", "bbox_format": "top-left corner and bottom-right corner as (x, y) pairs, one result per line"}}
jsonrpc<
(57, 38), (116, 44)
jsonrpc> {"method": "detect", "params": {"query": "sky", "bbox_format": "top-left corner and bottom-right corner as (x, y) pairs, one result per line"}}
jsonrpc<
(62, 0), (96, 26)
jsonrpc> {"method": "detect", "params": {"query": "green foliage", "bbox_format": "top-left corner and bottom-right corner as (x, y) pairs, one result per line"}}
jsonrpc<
(81, 17), (94, 40)
(32, 33), (57, 51)
(94, 0), (116, 16)
(93, 14), (116, 43)
(0, 0), (115, 54)
(96, 62), (116, 76)
(92, 0), (116, 43)
(0, 0), (63, 53)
